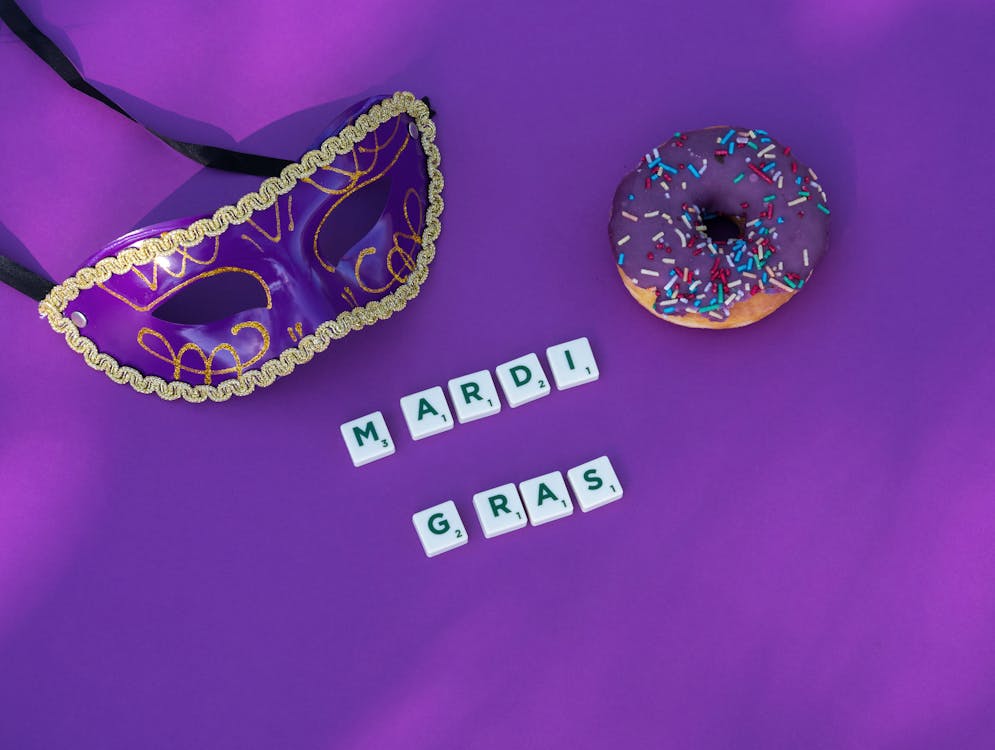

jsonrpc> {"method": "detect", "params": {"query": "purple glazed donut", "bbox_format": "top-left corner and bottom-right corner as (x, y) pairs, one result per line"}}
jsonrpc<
(609, 127), (830, 328)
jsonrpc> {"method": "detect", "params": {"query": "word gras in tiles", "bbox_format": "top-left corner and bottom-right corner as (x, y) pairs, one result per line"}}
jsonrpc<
(413, 455), (622, 557)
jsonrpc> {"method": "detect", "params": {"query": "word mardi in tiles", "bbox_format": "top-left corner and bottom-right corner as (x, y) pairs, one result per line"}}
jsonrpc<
(413, 456), (623, 557)
(339, 337), (599, 468)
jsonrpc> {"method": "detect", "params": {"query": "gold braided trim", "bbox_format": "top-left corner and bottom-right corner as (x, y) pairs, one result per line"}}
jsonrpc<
(38, 91), (443, 404)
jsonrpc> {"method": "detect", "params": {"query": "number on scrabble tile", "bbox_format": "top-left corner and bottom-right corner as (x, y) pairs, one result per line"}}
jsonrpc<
(339, 411), (395, 467)
(546, 337), (600, 391)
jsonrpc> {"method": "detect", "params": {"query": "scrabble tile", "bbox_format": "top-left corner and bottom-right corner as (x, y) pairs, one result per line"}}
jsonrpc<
(519, 471), (574, 526)
(495, 353), (551, 408)
(340, 411), (395, 467)
(412, 500), (469, 557)
(546, 337), (600, 391)
(473, 483), (528, 538)
(447, 370), (502, 423)
(400, 386), (455, 440)
(567, 456), (623, 512)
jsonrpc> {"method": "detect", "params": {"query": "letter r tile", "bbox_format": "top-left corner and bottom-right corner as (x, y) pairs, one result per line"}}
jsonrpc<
(447, 370), (501, 423)
(472, 483), (528, 538)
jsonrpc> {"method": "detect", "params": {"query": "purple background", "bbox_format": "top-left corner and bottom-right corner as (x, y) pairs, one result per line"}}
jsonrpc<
(1, 1), (994, 747)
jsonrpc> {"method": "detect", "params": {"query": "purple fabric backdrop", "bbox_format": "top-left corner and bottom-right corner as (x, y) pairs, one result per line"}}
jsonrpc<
(2, 1), (994, 747)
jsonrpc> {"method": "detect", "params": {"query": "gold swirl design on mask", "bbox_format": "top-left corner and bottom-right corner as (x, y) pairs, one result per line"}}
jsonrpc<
(240, 233), (264, 252)
(116, 236), (221, 292)
(286, 322), (304, 343)
(341, 286), (359, 309)
(97, 266), (273, 313)
(354, 188), (424, 294)
(312, 147), (362, 184)
(39, 92), (443, 404)
(245, 201), (285, 244)
(311, 117), (411, 274)
(138, 321), (270, 385)
(304, 116), (403, 193)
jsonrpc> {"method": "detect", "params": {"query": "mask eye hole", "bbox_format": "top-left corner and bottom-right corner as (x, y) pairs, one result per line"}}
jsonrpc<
(152, 271), (270, 325)
(316, 175), (393, 269)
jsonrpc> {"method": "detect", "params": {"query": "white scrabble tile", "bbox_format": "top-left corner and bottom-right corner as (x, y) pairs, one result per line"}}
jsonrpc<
(340, 411), (395, 467)
(472, 483), (528, 538)
(400, 386), (455, 440)
(494, 352), (551, 408)
(567, 456), (623, 512)
(447, 370), (502, 423)
(519, 471), (574, 526)
(546, 337), (600, 390)
(412, 500), (469, 558)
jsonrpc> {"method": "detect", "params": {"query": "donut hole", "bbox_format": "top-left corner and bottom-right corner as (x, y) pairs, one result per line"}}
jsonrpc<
(700, 212), (744, 243)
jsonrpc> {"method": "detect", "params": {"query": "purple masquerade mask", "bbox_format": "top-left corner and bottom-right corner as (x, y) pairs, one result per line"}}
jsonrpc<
(47, 94), (441, 402)
(0, 6), (442, 403)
